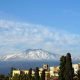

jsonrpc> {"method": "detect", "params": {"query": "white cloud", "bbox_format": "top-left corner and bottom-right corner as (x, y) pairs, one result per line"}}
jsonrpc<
(0, 19), (80, 55)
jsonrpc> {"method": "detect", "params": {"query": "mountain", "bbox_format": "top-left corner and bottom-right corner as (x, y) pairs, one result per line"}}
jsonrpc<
(0, 49), (79, 75)
(0, 49), (61, 74)
(0, 49), (60, 61)
(0, 49), (80, 62)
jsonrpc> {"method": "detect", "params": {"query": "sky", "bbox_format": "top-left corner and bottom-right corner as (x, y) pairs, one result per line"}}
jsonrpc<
(0, 0), (80, 56)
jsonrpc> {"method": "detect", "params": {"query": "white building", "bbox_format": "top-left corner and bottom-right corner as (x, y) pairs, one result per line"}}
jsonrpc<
(12, 63), (80, 77)
(73, 63), (80, 74)
(50, 66), (59, 77)
(49, 63), (80, 77)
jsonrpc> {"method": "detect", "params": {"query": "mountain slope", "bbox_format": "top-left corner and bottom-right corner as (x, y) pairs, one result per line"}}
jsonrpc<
(0, 49), (60, 61)
(0, 49), (80, 61)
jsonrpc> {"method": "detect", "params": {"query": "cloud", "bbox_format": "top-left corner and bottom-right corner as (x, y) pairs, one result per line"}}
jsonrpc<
(0, 19), (80, 55)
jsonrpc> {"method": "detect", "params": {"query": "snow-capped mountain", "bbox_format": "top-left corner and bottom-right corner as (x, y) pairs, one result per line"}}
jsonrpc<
(0, 49), (60, 61)
(0, 49), (79, 75)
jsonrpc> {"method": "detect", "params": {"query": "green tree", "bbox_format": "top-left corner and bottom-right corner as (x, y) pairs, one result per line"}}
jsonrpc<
(41, 69), (45, 80)
(35, 67), (39, 80)
(19, 73), (26, 80)
(12, 74), (19, 80)
(9, 67), (17, 77)
(24, 74), (28, 80)
(0, 74), (9, 80)
(0, 74), (5, 80)
(65, 53), (74, 80)
(58, 56), (66, 80)
(5, 76), (9, 80)
(77, 69), (80, 80)
(32, 76), (35, 80)
(28, 68), (32, 80)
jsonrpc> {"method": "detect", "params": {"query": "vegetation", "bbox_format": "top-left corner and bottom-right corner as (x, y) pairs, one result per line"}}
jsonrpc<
(59, 53), (74, 80)
(58, 56), (66, 80)
(12, 74), (19, 80)
(9, 67), (17, 77)
(65, 53), (74, 80)
(28, 68), (32, 80)
(34, 67), (39, 80)
(0, 74), (9, 80)
(77, 69), (80, 80)
(41, 69), (45, 80)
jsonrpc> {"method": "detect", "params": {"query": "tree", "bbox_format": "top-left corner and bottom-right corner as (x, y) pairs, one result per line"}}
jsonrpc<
(19, 74), (26, 80)
(5, 76), (9, 80)
(41, 69), (45, 80)
(58, 56), (66, 80)
(28, 68), (32, 80)
(9, 67), (17, 77)
(77, 69), (80, 80)
(19, 71), (27, 80)
(0, 74), (9, 80)
(12, 74), (19, 80)
(24, 74), (28, 80)
(0, 74), (5, 80)
(35, 67), (39, 80)
(32, 76), (35, 80)
(65, 53), (74, 80)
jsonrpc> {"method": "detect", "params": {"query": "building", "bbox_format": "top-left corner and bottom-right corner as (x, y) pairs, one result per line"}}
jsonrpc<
(50, 66), (59, 77)
(43, 64), (49, 70)
(12, 70), (20, 76)
(49, 63), (80, 77)
(12, 69), (35, 77)
(73, 63), (80, 74)
(12, 63), (80, 78)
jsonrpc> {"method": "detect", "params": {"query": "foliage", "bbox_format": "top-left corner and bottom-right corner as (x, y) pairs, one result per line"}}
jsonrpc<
(19, 74), (27, 80)
(58, 56), (66, 80)
(34, 67), (39, 80)
(28, 68), (32, 80)
(9, 67), (17, 77)
(59, 53), (74, 80)
(77, 69), (80, 80)
(0, 74), (9, 80)
(64, 53), (74, 80)
(12, 74), (20, 80)
(41, 69), (45, 80)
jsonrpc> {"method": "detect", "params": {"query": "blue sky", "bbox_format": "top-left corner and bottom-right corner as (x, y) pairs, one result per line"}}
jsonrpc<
(0, 0), (80, 56)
